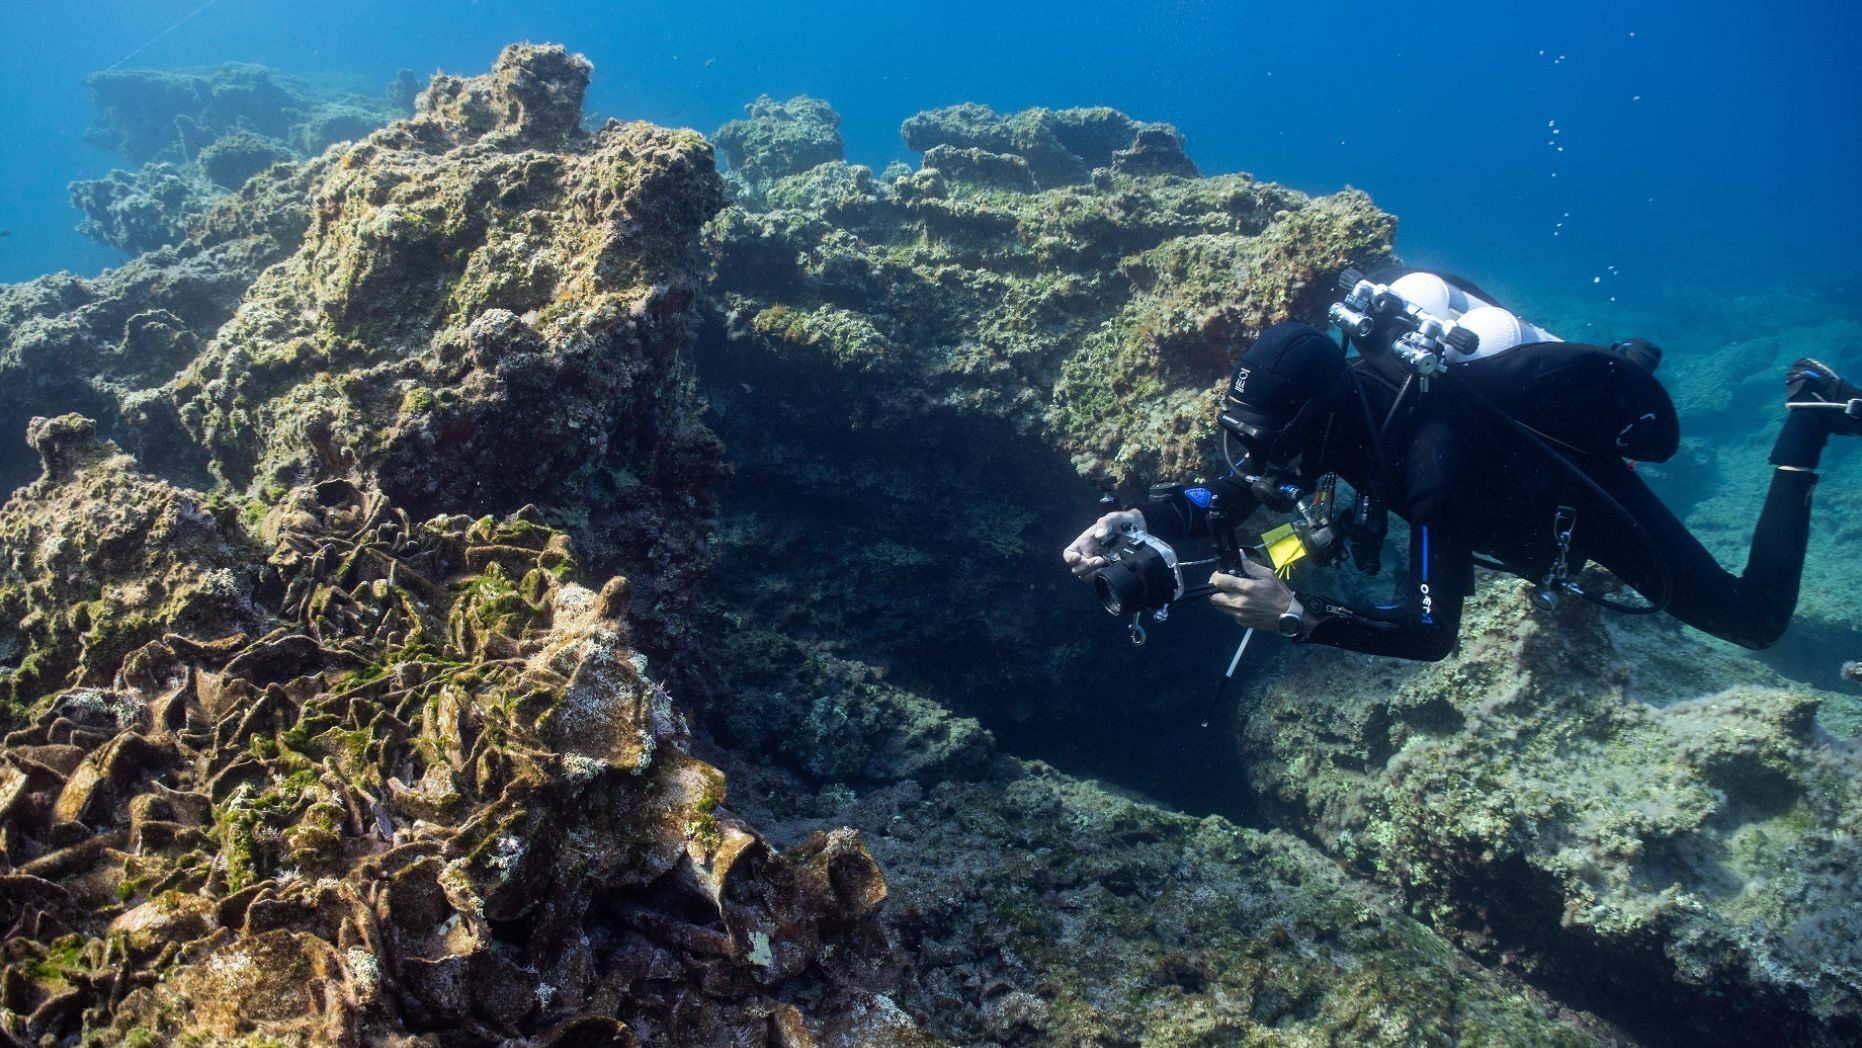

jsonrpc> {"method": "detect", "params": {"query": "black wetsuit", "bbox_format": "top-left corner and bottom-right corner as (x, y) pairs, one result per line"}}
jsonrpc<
(1140, 360), (1819, 660)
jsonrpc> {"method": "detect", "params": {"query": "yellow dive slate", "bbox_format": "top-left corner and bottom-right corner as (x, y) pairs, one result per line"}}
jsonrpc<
(1261, 523), (1308, 578)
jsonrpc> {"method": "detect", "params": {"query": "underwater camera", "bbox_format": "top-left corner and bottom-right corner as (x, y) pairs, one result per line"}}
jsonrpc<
(1091, 527), (1186, 617)
(1086, 472), (1306, 619)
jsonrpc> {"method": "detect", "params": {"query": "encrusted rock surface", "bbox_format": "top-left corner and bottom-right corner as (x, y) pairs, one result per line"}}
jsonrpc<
(707, 95), (1391, 485)
(1, 458), (898, 1044)
(82, 64), (406, 167)
(714, 705), (1615, 1046)
(898, 103), (1199, 188)
(1, 158), (327, 494)
(69, 163), (219, 257)
(716, 95), (847, 188)
(9, 42), (730, 649)
(0, 415), (254, 730)
(1235, 584), (1862, 1044)
(168, 46), (726, 647)
(71, 63), (408, 256)
(3, 48), (905, 1046)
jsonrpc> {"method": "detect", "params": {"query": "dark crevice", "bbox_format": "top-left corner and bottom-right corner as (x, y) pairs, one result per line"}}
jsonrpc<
(692, 320), (1263, 825)
(1406, 852), (1850, 1048)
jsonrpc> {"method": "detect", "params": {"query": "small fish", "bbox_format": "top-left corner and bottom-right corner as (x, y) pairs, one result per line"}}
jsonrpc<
(0, 230), (11, 237)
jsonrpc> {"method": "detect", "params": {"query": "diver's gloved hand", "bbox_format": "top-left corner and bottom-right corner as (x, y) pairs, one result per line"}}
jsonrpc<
(1207, 556), (1300, 631)
(1063, 509), (1146, 579)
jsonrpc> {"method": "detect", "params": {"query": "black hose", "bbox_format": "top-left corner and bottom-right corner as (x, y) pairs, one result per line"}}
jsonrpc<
(1445, 372), (1673, 615)
(1380, 373), (1416, 440)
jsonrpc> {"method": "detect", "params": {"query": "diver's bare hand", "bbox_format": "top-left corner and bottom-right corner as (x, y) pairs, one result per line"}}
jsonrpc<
(1063, 510), (1146, 579)
(1207, 556), (1297, 630)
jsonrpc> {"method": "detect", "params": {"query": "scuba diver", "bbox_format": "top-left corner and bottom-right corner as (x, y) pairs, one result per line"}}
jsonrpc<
(1063, 269), (1860, 662)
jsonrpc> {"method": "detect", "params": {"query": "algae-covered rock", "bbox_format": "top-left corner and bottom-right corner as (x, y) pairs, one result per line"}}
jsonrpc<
(70, 63), (407, 256)
(8, 44), (731, 649)
(708, 96), (1391, 485)
(0, 478), (903, 1046)
(198, 130), (295, 190)
(81, 63), (399, 165)
(706, 626), (995, 787)
(0, 415), (255, 728)
(3, 47), (911, 1046)
(899, 102), (1197, 188)
(716, 94), (846, 187)
(160, 44), (727, 641)
(1235, 584), (1862, 1044)
(68, 162), (218, 256)
(720, 736), (1616, 1046)
(1, 158), (329, 495)
(414, 43), (593, 150)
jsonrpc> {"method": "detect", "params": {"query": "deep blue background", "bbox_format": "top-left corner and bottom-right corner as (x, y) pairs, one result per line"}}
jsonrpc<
(2, 0), (1858, 306)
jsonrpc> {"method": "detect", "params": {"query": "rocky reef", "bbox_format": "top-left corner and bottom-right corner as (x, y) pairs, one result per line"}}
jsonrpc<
(1234, 586), (1862, 1044)
(0, 46), (903, 1046)
(715, 704), (1609, 1046)
(70, 63), (411, 255)
(6, 41), (1859, 1047)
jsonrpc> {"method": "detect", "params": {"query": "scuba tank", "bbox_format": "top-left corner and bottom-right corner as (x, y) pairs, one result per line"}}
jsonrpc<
(1337, 269), (1678, 462)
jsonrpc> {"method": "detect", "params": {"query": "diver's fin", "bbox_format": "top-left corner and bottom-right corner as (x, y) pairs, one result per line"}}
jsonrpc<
(1786, 358), (1862, 436)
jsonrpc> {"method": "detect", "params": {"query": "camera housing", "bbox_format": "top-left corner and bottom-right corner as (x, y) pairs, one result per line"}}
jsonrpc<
(1090, 530), (1186, 616)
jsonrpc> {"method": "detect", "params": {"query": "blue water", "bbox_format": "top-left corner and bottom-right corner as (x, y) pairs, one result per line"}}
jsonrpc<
(2, 0), (1858, 303)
